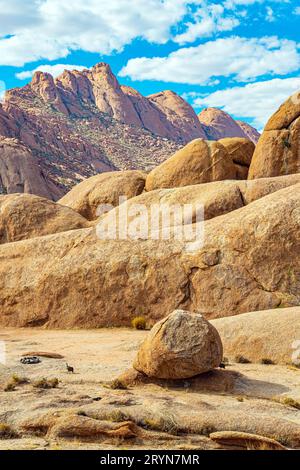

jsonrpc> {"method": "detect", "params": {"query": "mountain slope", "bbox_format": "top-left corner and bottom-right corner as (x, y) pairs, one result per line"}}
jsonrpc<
(198, 107), (260, 144)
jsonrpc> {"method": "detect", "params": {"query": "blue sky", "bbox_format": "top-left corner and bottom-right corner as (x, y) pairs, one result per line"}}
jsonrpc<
(0, 0), (299, 130)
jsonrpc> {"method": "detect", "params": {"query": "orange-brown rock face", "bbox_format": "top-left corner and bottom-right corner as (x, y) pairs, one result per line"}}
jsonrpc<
(145, 139), (236, 191)
(0, 183), (299, 328)
(248, 91), (300, 179)
(59, 170), (146, 220)
(219, 137), (255, 179)
(0, 193), (89, 244)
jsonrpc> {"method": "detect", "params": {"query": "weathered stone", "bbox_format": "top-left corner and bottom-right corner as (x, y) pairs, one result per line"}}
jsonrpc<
(59, 170), (146, 220)
(133, 310), (223, 379)
(248, 90), (300, 178)
(0, 193), (89, 243)
(145, 139), (236, 191)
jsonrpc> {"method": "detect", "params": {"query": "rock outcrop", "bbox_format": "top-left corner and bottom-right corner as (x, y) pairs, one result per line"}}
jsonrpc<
(212, 306), (300, 365)
(198, 108), (260, 143)
(0, 183), (299, 327)
(59, 170), (146, 220)
(209, 431), (287, 450)
(133, 310), (223, 379)
(145, 139), (236, 191)
(148, 90), (207, 142)
(0, 193), (89, 244)
(99, 174), (300, 233)
(248, 90), (300, 179)
(0, 137), (63, 200)
(218, 137), (255, 179)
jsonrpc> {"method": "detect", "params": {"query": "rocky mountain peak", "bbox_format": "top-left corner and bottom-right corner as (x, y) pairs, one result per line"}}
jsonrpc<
(198, 107), (259, 143)
(0, 61), (260, 200)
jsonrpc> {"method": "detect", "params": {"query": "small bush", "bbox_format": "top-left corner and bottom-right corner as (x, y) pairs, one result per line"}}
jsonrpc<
(110, 379), (128, 390)
(131, 316), (147, 330)
(261, 358), (275, 365)
(235, 355), (252, 364)
(0, 423), (18, 439)
(33, 378), (59, 389)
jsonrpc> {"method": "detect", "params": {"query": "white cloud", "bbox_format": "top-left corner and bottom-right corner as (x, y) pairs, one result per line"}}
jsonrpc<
(120, 36), (300, 85)
(0, 0), (293, 66)
(265, 6), (275, 22)
(0, 0), (192, 66)
(16, 64), (88, 80)
(294, 6), (300, 15)
(174, 4), (240, 44)
(192, 77), (300, 129)
(0, 80), (6, 101)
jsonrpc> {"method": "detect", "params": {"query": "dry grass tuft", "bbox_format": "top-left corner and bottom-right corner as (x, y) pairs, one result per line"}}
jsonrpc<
(33, 378), (59, 389)
(110, 379), (128, 390)
(131, 316), (147, 330)
(235, 355), (252, 364)
(0, 423), (18, 439)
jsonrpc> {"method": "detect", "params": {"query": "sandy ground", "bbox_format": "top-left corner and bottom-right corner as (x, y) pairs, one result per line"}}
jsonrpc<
(0, 328), (299, 450)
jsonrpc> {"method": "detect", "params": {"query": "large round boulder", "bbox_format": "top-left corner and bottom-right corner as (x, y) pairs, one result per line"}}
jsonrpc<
(133, 310), (223, 379)
(0, 193), (89, 244)
(248, 90), (300, 179)
(219, 137), (255, 179)
(59, 170), (146, 220)
(145, 139), (236, 191)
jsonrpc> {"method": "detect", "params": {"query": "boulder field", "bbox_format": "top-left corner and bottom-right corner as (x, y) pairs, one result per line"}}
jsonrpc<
(0, 183), (299, 328)
(97, 173), (300, 232)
